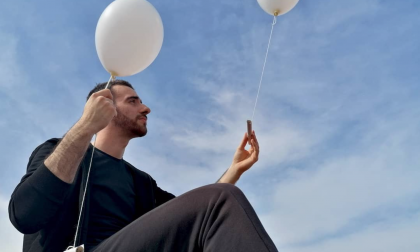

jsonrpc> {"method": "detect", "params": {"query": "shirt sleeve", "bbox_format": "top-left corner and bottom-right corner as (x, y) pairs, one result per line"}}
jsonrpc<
(8, 138), (73, 234)
(152, 179), (176, 207)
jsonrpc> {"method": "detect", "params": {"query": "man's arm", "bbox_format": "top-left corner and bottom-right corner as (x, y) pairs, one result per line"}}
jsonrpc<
(45, 89), (116, 183)
(217, 131), (259, 185)
(9, 89), (116, 233)
(44, 121), (94, 183)
(216, 166), (241, 184)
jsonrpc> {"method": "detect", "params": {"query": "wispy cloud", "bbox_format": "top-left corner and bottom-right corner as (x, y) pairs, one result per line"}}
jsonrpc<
(0, 195), (23, 252)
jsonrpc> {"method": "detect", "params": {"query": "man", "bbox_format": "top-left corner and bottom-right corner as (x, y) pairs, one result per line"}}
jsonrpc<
(9, 80), (278, 252)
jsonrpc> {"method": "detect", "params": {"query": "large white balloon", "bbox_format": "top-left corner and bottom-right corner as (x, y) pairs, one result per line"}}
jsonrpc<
(257, 0), (299, 16)
(95, 0), (164, 77)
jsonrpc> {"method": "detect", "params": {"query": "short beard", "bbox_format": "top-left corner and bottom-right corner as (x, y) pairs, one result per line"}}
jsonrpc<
(112, 108), (147, 138)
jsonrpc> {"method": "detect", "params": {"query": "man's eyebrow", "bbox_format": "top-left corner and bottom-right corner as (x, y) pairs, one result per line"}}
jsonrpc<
(126, 96), (142, 103)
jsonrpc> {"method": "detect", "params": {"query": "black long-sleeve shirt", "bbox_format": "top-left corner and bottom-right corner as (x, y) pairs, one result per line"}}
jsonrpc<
(9, 138), (175, 252)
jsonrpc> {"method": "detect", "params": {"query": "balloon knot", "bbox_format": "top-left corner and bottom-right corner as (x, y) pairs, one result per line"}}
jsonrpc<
(109, 72), (117, 80)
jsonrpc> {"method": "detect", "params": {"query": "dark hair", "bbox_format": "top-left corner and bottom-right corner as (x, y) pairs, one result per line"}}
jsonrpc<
(86, 79), (135, 101)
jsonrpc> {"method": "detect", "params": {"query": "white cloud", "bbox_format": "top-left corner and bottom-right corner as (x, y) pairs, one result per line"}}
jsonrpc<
(0, 33), (22, 90)
(258, 110), (420, 248)
(262, 153), (420, 244)
(287, 211), (420, 252)
(0, 195), (23, 252)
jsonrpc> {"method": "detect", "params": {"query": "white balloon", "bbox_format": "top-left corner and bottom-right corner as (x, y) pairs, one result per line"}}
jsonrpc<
(95, 0), (164, 77)
(257, 0), (299, 16)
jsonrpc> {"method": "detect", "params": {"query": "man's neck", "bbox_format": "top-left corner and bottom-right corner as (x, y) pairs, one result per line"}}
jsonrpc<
(94, 129), (130, 159)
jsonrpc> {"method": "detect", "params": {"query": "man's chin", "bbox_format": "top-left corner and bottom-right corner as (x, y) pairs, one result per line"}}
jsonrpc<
(133, 128), (147, 138)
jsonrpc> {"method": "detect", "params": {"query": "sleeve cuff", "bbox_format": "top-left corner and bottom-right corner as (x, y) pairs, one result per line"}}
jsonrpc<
(27, 163), (73, 204)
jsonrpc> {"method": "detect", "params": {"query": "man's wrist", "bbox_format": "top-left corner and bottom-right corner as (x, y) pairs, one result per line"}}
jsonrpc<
(73, 119), (96, 138)
(217, 165), (242, 184)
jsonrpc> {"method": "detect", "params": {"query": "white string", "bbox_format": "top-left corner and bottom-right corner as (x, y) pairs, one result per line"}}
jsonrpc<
(72, 135), (97, 248)
(251, 15), (277, 121)
(68, 75), (114, 250)
(104, 75), (114, 89)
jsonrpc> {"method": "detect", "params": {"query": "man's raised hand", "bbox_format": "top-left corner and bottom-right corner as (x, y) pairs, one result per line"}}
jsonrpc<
(230, 130), (260, 175)
(79, 89), (117, 135)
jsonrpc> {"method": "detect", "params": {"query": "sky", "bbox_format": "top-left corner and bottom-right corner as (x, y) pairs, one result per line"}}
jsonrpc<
(1, 0), (420, 251)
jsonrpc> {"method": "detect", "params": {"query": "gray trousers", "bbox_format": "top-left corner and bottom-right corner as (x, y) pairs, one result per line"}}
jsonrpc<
(93, 183), (278, 252)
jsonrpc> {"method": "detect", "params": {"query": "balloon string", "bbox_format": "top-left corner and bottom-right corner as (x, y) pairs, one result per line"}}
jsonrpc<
(251, 14), (277, 122)
(71, 135), (97, 249)
(105, 74), (115, 89)
(66, 74), (115, 251)
(67, 74), (114, 251)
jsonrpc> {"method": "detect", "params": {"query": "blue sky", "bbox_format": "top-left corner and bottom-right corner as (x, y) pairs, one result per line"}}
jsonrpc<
(1, 0), (420, 251)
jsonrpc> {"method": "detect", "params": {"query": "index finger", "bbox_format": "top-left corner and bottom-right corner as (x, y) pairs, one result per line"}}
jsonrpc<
(95, 88), (114, 100)
(252, 130), (259, 148)
(238, 132), (248, 150)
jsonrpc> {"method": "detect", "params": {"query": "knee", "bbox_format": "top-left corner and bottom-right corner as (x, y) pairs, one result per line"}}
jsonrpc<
(212, 183), (240, 192)
(202, 183), (245, 200)
(182, 183), (253, 213)
(185, 183), (246, 205)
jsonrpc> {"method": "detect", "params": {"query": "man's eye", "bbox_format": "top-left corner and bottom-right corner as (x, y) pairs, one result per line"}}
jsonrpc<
(130, 100), (136, 103)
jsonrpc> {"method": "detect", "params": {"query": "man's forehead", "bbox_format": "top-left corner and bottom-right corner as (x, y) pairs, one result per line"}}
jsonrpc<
(112, 85), (139, 99)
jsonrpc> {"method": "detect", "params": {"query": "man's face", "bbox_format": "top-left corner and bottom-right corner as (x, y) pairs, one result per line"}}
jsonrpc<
(111, 85), (151, 138)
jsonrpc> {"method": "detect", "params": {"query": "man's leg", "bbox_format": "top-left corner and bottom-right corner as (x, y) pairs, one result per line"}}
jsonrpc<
(93, 183), (277, 252)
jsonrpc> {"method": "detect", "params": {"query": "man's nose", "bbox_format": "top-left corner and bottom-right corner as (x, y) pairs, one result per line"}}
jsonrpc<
(141, 104), (151, 115)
